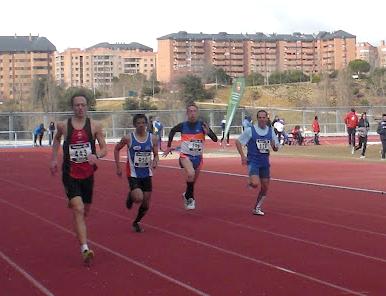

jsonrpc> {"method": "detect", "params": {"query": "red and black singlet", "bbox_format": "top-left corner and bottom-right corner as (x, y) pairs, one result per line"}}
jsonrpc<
(62, 118), (96, 179)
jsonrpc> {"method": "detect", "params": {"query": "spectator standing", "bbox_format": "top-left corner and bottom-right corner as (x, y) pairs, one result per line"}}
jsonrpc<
(344, 108), (359, 154)
(220, 116), (230, 146)
(312, 116), (321, 145)
(377, 113), (386, 160)
(153, 117), (164, 151)
(354, 112), (369, 159)
(242, 115), (252, 131)
(48, 122), (55, 146)
(273, 118), (284, 144)
(148, 116), (154, 134)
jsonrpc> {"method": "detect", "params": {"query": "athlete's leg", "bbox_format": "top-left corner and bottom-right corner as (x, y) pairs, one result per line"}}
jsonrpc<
(248, 174), (261, 190)
(133, 178), (152, 232)
(362, 137), (367, 156)
(256, 178), (270, 207)
(69, 196), (88, 246)
(180, 157), (196, 199)
(382, 139), (386, 159)
(133, 192), (151, 227)
(130, 188), (144, 204)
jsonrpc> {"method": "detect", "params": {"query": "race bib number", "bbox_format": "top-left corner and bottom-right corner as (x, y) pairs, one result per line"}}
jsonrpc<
(69, 142), (92, 163)
(256, 140), (270, 153)
(188, 140), (203, 153)
(134, 151), (151, 167)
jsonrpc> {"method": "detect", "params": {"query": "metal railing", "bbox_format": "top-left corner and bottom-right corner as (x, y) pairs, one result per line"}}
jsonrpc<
(0, 107), (384, 146)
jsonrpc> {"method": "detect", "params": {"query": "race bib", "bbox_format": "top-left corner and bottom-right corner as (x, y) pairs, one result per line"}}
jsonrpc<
(69, 142), (92, 163)
(256, 139), (270, 153)
(134, 151), (151, 167)
(188, 140), (203, 153)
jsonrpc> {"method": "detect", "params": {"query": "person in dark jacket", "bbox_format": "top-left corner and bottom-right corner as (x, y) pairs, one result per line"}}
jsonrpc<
(48, 122), (55, 146)
(354, 112), (370, 158)
(377, 113), (386, 160)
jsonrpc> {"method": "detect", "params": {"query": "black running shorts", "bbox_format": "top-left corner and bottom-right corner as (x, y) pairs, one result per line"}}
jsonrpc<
(128, 177), (152, 192)
(62, 174), (94, 204)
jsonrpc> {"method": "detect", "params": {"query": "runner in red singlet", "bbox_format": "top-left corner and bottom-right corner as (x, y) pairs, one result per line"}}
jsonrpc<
(50, 92), (107, 265)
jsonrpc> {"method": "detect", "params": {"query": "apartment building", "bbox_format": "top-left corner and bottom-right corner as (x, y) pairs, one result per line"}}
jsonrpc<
(377, 41), (386, 68)
(316, 31), (356, 72)
(0, 35), (56, 100)
(157, 30), (356, 83)
(356, 42), (378, 68)
(55, 42), (156, 90)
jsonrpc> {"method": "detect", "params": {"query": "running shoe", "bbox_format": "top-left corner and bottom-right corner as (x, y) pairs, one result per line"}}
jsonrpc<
(132, 222), (144, 233)
(351, 147), (355, 154)
(186, 198), (196, 210)
(252, 207), (265, 216)
(126, 192), (133, 210)
(182, 192), (188, 208)
(360, 155), (366, 159)
(82, 249), (94, 265)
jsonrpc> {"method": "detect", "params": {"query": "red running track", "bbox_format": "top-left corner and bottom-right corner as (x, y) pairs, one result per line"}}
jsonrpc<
(1, 148), (386, 295)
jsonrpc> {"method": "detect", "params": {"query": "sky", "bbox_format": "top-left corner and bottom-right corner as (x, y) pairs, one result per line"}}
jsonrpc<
(1, 0), (385, 52)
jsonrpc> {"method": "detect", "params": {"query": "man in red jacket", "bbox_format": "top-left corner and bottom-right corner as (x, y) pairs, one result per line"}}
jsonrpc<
(344, 108), (358, 153)
(312, 116), (320, 145)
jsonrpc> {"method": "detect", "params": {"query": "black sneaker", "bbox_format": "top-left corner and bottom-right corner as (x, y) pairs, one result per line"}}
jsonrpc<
(132, 222), (144, 233)
(126, 192), (133, 210)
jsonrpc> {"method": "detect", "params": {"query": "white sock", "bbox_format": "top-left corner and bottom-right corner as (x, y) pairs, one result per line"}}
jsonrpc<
(81, 244), (89, 253)
(256, 195), (266, 208)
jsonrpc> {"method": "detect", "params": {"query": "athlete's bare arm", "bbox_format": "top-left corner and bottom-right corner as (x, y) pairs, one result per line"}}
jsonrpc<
(114, 136), (130, 176)
(94, 121), (107, 158)
(235, 139), (247, 165)
(271, 141), (279, 152)
(151, 134), (159, 169)
(50, 121), (65, 175)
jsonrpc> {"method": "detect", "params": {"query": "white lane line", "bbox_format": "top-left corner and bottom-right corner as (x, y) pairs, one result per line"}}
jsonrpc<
(0, 176), (379, 294)
(94, 207), (367, 296)
(2, 176), (386, 261)
(0, 198), (209, 296)
(0, 250), (55, 296)
(147, 201), (386, 264)
(153, 163), (386, 195)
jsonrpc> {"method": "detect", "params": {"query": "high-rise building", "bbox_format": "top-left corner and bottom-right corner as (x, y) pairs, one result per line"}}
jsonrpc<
(157, 30), (356, 83)
(55, 42), (156, 91)
(0, 35), (56, 100)
(377, 41), (386, 68)
(356, 42), (378, 68)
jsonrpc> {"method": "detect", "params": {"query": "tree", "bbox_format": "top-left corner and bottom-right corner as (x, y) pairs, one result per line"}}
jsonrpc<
(57, 87), (98, 111)
(111, 73), (146, 98)
(201, 65), (231, 85)
(123, 97), (157, 110)
(368, 67), (386, 97)
(268, 70), (309, 84)
(348, 59), (370, 76)
(141, 73), (161, 97)
(335, 69), (353, 106)
(31, 76), (59, 112)
(178, 74), (210, 104)
(245, 72), (265, 86)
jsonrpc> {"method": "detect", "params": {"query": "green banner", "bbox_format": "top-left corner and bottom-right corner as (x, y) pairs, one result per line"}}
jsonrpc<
(224, 77), (245, 137)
